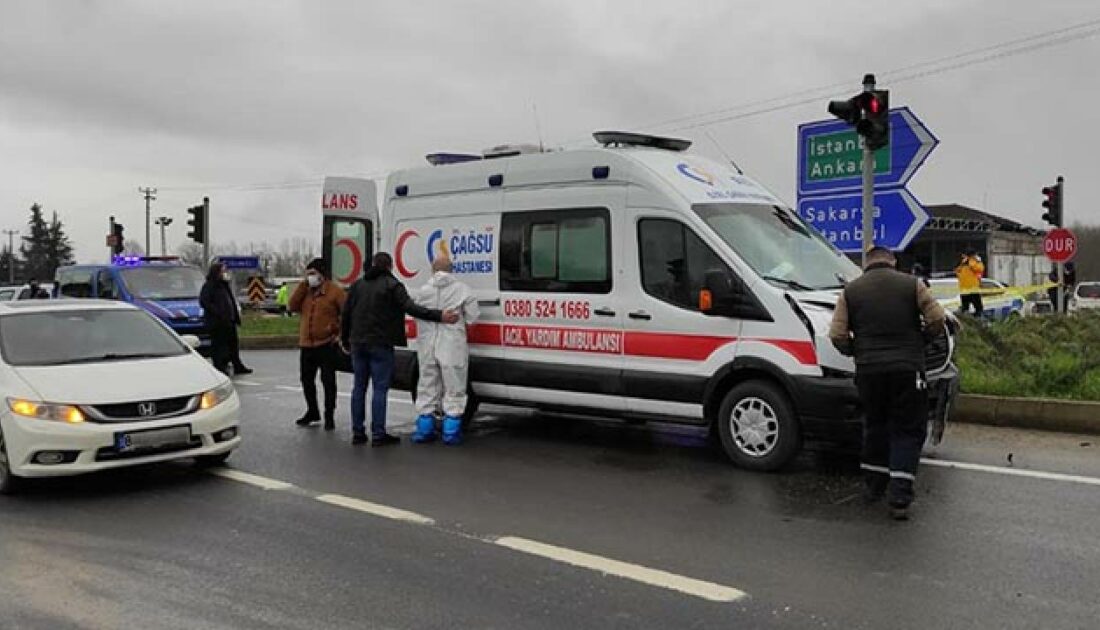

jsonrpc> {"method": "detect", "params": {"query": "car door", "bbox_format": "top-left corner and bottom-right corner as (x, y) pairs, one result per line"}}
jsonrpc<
(499, 186), (625, 412)
(322, 177), (378, 289)
(621, 209), (744, 419)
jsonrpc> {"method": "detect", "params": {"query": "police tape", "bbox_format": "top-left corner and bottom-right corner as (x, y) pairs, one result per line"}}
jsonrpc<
(928, 281), (1061, 300)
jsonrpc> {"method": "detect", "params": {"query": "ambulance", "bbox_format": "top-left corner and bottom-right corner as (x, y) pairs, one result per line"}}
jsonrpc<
(324, 132), (959, 470)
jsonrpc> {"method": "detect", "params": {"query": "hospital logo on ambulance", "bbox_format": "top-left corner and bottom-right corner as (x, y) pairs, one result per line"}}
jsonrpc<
(395, 226), (495, 279)
(676, 162), (716, 186)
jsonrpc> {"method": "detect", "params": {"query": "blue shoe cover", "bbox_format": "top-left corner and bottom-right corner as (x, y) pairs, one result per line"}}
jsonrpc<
(412, 414), (437, 443)
(442, 416), (463, 445)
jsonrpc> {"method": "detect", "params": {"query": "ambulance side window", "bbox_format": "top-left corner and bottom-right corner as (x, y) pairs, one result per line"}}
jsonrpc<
(639, 219), (730, 312)
(500, 208), (611, 294)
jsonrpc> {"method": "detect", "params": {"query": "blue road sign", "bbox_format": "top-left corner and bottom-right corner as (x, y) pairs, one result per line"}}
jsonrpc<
(797, 188), (930, 253)
(797, 107), (938, 196)
(218, 255), (260, 270)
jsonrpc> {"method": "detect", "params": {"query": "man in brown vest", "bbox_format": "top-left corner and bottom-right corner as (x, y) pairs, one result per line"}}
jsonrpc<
(829, 246), (946, 520)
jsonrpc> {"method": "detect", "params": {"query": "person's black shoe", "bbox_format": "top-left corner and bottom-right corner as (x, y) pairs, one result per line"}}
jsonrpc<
(351, 433), (369, 445)
(296, 415), (320, 427)
(233, 366), (254, 376)
(323, 417), (335, 431)
(889, 504), (911, 521)
(371, 434), (400, 447)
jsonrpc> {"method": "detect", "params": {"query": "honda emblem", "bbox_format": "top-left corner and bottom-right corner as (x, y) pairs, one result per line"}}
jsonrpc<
(137, 402), (157, 417)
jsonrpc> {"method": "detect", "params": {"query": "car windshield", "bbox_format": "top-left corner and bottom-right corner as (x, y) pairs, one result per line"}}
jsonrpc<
(1078, 284), (1100, 299)
(120, 266), (204, 300)
(693, 203), (861, 291)
(929, 280), (960, 301)
(0, 309), (187, 366)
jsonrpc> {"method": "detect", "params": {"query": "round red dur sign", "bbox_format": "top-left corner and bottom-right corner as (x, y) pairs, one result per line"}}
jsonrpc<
(1043, 228), (1077, 263)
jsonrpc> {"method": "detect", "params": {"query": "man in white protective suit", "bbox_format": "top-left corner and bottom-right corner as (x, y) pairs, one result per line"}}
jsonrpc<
(411, 256), (480, 445)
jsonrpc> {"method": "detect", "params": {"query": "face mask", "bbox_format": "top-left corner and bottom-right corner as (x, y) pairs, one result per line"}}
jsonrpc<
(306, 274), (322, 288)
(222, 272), (231, 282)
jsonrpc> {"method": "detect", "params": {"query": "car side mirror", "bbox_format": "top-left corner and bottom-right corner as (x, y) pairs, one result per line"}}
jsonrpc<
(180, 334), (202, 350)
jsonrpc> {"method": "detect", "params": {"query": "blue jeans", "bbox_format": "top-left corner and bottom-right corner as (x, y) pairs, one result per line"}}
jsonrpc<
(350, 345), (395, 438)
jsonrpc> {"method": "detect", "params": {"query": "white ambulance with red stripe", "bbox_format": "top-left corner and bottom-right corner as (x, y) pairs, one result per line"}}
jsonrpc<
(328, 132), (958, 470)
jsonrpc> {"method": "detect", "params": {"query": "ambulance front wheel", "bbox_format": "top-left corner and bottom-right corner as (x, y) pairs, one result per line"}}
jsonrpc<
(716, 380), (800, 471)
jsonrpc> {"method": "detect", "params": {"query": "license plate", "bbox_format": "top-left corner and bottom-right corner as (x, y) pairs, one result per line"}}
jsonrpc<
(115, 426), (192, 453)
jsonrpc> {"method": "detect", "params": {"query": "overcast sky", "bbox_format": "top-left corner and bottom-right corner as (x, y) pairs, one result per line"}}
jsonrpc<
(2, 0), (1098, 262)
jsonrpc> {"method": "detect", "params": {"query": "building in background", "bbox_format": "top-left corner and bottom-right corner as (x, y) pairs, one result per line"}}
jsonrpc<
(895, 204), (1047, 287)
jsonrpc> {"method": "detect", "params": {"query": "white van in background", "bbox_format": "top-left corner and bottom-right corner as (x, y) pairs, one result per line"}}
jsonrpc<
(332, 132), (960, 470)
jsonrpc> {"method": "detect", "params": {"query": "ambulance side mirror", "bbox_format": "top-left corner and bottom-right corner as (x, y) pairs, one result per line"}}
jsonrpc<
(702, 269), (745, 316)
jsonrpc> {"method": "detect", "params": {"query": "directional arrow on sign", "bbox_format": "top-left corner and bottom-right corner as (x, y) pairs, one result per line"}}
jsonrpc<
(798, 107), (939, 196)
(797, 188), (930, 253)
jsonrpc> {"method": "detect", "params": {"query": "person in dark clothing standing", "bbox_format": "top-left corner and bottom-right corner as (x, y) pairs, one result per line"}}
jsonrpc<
(340, 252), (458, 446)
(829, 247), (946, 521)
(289, 259), (346, 430)
(199, 262), (253, 376)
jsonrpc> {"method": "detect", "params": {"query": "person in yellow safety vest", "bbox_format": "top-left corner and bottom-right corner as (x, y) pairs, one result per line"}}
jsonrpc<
(276, 282), (290, 316)
(955, 248), (986, 317)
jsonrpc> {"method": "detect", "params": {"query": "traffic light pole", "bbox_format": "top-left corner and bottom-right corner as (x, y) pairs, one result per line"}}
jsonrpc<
(202, 196), (210, 267)
(860, 76), (876, 267)
(861, 142), (874, 267)
(1058, 178), (1065, 312)
(108, 216), (116, 263)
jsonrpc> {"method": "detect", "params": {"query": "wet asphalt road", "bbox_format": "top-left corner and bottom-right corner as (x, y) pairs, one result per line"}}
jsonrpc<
(2, 349), (1099, 629)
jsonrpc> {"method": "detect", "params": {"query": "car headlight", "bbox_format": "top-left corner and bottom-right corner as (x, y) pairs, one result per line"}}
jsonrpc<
(200, 381), (236, 410)
(6, 398), (85, 424)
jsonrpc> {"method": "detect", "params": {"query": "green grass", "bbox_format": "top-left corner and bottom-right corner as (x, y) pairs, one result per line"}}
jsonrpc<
(955, 311), (1100, 401)
(240, 312), (300, 337)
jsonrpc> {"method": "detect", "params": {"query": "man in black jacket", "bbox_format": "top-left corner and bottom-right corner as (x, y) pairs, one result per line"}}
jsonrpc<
(199, 262), (253, 376)
(341, 252), (458, 445)
(829, 247), (946, 520)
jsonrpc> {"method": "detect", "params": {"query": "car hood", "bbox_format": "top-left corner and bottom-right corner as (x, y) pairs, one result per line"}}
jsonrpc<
(133, 298), (203, 320)
(12, 354), (224, 405)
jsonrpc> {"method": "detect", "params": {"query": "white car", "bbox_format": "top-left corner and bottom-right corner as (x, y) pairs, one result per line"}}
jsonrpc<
(1070, 282), (1100, 312)
(0, 300), (241, 493)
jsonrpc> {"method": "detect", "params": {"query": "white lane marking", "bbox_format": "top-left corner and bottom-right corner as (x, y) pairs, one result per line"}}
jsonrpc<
(494, 536), (747, 603)
(210, 468), (295, 491)
(922, 458), (1100, 487)
(233, 379), (264, 387)
(238, 384), (409, 404)
(276, 385), (301, 392)
(315, 493), (435, 525)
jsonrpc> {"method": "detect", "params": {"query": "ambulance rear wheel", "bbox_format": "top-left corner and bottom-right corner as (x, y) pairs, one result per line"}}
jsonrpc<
(716, 380), (800, 471)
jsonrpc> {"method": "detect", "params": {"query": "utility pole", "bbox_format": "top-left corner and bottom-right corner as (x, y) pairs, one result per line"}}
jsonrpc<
(138, 186), (157, 256)
(155, 216), (173, 256)
(2, 229), (17, 284)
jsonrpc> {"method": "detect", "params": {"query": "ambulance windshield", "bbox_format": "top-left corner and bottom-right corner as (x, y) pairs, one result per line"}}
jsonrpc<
(694, 203), (860, 291)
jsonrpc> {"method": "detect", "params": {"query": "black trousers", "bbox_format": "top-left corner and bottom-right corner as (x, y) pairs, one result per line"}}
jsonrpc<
(960, 293), (983, 317)
(301, 344), (338, 420)
(210, 322), (246, 374)
(856, 370), (929, 507)
(209, 322), (233, 374)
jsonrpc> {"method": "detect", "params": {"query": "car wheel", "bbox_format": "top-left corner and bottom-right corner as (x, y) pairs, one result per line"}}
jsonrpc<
(0, 430), (22, 495)
(195, 451), (232, 467)
(716, 380), (801, 471)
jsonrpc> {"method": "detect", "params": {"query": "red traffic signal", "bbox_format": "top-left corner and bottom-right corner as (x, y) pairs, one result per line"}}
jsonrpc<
(1041, 178), (1063, 227)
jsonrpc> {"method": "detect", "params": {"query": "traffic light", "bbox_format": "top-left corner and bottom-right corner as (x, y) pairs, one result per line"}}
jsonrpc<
(857, 90), (889, 150)
(112, 222), (125, 255)
(186, 203), (206, 244)
(828, 89), (890, 150)
(1041, 177), (1064, 227)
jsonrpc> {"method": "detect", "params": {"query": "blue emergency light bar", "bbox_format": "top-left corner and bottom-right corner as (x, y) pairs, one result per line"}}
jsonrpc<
(112, 255), (182, 266)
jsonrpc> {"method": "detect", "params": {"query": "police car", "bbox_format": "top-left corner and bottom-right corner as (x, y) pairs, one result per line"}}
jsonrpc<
(325, 131), (960, 470)
(0, 300), (240, 493)
(54, 257), (212, 353)
(929, 278), (1026, 320)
